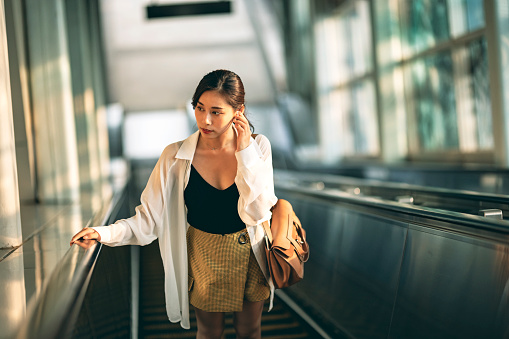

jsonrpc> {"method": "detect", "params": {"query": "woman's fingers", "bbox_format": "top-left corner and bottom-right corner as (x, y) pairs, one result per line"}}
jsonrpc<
(70, 229), (88, 245)
(74, 239), (96, 250)
(234, 112), (251, 151)
(70, 228), (100, 246)
(235, 112), (250, 131)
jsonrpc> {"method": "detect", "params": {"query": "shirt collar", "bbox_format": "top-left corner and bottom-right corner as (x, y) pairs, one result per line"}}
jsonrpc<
(175, 130), (200, 160)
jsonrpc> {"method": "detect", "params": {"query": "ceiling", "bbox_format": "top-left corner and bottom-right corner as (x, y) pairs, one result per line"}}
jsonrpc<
(100, 0), (286, 112)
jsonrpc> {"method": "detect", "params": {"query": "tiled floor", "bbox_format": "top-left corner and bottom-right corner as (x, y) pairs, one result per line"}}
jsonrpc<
(0, 185), (119, 338)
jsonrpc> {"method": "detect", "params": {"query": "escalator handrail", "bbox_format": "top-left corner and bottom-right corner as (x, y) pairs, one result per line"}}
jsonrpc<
(15, 182), (128, 339)
(276, 180), (509, 243)
(276, 169), (509, 204)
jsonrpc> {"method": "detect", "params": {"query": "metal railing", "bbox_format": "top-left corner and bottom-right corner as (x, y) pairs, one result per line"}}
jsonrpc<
(15, 183), (128, 339)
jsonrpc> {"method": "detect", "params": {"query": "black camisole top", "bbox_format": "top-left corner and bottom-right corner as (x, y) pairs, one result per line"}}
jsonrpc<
(184, 165), (245, 234)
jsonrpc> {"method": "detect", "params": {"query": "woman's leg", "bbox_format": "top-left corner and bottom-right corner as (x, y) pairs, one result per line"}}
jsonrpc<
(233, 300), (264, 339)
(194, 307), (225, 339)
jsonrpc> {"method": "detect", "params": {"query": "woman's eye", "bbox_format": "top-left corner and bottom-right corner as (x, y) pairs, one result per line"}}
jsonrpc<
(212, 111), (221, 115)
(197, 107), (204, 112)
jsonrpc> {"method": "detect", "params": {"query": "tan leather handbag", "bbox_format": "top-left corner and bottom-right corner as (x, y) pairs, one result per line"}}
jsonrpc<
(262, 199), (309, 289)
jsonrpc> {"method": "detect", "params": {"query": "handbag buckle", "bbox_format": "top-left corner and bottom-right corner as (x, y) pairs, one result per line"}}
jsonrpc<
(238, 231), (248, 244)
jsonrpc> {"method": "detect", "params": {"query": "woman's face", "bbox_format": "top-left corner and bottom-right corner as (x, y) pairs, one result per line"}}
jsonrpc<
(195, 90), (236, 138)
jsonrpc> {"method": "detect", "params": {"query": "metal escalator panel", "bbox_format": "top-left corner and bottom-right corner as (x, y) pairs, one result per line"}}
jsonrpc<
(275, 185), (509, 339)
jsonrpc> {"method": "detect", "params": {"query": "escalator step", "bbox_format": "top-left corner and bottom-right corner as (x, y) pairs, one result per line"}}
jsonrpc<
(139, 241), (320, 338)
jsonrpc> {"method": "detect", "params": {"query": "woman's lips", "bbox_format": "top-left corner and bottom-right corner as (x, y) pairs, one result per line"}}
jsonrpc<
(201, 128), (212, 134)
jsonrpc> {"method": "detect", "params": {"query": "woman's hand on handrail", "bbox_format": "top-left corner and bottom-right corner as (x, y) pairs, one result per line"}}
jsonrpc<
(70, 228), (101, 246)
(73, 239), (98, 250)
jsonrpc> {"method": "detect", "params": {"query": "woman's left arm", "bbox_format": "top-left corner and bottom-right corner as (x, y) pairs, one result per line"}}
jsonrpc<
(235, 134), (278, 226)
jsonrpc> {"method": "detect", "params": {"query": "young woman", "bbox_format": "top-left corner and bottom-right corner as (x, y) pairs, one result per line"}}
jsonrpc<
(71, 69), (278, 339)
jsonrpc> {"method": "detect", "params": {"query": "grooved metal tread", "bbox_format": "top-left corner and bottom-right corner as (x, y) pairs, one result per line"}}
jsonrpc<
(139, 241), (318, 338)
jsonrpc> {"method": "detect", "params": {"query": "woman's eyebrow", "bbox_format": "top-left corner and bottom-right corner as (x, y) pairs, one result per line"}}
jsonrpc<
(196, 101), (224, 110)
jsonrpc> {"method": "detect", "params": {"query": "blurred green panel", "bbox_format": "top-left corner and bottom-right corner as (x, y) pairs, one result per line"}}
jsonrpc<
(410, 52), (459, 151)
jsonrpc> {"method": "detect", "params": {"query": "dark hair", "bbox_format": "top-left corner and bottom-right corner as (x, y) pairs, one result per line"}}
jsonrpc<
(192, 69), (254, 131)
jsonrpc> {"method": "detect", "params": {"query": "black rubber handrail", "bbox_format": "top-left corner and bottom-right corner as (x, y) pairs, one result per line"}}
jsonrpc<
(15, 182), (128, 339)
(275, 170), (509, 217)
(15, 240), (102, 339)
(275, 179), (509, 244)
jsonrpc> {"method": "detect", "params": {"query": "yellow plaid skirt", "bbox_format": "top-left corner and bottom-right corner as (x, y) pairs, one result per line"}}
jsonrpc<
(187, 225), (270, 312)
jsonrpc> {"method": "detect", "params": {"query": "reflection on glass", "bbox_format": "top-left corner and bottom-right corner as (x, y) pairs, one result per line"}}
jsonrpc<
(374, 0), (403, 67)
(379, 67), (408, 159)
(336, 0), (372, 85)
(410, 52), (458, 150)
(470, 38), (492, 149)
(0, 251), (26, 338)
(314, 17), (341, 91)
(466, 0), (484, 31)
(401, 0), (450, 55)
(335, 81), (379, 156)
(319, 91), (345, 162)
(448, 0), (485, 37)
(452, 37), (491, 153)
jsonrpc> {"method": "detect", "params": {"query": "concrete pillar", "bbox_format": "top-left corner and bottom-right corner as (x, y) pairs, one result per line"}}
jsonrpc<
(66, 0), (101, 198)
(0, 0), (22, 248)
(5, 0), (37, 204)
(25, 0), (80, 203)
(88, 0), (111, 199)
(66, 0), (113, 206)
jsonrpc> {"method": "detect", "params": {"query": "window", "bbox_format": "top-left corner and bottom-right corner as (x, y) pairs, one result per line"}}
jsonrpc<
(396, 0), (490, 156)
(315, 0), (379, 161)
(314, 0), (491, 162)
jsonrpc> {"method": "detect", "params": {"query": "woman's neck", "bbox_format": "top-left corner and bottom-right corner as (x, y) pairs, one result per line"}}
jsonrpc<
(199, 128), (236, 151)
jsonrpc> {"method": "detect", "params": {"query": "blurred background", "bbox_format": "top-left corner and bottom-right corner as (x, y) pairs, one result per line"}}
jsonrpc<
(2, 0), (509, 338)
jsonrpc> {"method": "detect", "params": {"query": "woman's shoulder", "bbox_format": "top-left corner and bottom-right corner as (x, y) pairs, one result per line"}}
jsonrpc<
(157, 139), (189, 166)
(251, 134), (272, 156)
(252, 133), (269, 143)
(252, 133), (271, 147)
(160, 141), (183, 158)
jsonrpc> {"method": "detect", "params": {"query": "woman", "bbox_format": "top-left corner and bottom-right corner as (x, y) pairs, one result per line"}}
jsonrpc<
(71, 69), (278, 339)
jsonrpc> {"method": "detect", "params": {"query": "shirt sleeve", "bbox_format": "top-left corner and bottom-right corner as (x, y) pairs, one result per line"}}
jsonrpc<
(235, 135), (278, 226)
(92, 144), (177, 246)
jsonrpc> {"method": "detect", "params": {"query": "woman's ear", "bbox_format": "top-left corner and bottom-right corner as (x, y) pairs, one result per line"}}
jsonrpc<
(239, 104), (245, 114)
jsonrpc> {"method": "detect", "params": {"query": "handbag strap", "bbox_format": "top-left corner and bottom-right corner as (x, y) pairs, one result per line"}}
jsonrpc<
(262, 220), (272, 244)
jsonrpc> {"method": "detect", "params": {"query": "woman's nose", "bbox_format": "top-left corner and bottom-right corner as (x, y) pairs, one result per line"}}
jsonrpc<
(205, 113), (212, 124)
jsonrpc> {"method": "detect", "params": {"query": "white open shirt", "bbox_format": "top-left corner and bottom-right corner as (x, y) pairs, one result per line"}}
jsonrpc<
(92, 131), (278, 329)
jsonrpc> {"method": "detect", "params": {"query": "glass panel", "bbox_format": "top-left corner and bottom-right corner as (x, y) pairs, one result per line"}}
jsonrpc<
(410, 52), (458, 151)
(469, 38), (492, 149)
(336, 81), (379, 155)
(448, 0), (468, 36)
(374, 0), (403, 67)
(452, 37), (491, 152)
(379, 67), (408, 158)
(336, 1), (372, 85)
(466, 0), (484, 31)
(448, 0), (485, 37)
(315, 17), (341, 91)
(400, 0), (450, 56)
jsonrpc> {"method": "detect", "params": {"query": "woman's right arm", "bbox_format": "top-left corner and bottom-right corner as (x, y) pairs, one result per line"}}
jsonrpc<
(70, 144), (177, 247)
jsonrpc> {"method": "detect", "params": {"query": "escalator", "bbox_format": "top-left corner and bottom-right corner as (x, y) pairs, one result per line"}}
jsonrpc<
(15, 166), (509, 338)
(138, 240), (324, 338)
